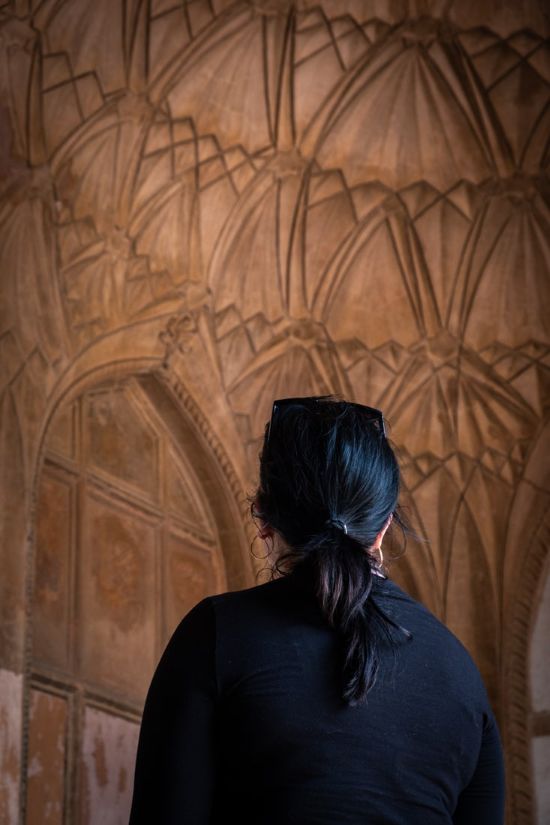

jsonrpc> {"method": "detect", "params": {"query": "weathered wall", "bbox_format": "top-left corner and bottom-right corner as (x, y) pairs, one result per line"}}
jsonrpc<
(25, 377), (236, 823)
(0, 1), (548, 823)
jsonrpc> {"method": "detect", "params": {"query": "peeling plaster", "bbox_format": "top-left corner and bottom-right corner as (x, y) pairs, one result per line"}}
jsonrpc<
(0, 669), (23, 825)
(81, 707), (139, 825)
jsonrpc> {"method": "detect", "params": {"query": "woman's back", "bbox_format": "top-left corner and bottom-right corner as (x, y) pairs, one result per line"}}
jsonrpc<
(129, 397), (504, 823)
(130, 565), (504, 824)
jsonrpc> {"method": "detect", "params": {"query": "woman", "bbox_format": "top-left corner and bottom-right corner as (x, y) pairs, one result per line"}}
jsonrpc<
(129, 396), (505, 824)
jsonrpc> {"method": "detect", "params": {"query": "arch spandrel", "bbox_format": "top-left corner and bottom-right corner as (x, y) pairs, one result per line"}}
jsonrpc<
(501, 422), (550, 824)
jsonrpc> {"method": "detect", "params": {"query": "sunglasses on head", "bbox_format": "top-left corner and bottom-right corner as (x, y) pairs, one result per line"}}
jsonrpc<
(266, 396), (386, 445)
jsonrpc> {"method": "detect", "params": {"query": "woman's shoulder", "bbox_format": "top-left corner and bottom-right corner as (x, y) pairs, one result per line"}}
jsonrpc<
(193, 573), (487, 686)
(207, 573), (308, 623)
(377, 577), (468, 646)
(377, 577), (491, 699)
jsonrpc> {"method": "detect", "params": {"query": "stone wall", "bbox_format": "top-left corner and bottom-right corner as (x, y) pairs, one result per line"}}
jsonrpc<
(0, 1), (548, 822)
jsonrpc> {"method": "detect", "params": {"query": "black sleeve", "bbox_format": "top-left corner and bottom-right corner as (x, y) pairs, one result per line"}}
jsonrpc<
(453, 712), (505, 825)
(128, 598), (218, 825)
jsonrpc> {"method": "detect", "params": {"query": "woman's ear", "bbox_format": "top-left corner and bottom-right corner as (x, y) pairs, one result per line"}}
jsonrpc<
(252, 497), (273, 540)
(257, 521), (273, 540)
(372, 513), (393, 549)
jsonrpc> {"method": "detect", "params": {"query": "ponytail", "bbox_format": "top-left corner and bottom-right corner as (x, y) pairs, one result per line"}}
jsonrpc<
(276, 524), (410, 705)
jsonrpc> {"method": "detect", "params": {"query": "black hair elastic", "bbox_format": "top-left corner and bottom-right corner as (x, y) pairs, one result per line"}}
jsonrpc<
(326, 518), (348, 535)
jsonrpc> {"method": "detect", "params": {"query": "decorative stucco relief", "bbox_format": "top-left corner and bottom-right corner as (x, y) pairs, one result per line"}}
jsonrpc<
(0, 1), (548, 822)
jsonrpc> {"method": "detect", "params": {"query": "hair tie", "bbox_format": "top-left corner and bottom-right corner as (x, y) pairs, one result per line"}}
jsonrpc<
(326, 517), (348, 535)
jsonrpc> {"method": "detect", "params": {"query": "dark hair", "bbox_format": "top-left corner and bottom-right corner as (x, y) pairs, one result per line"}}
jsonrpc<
(254, 396), (411, 706)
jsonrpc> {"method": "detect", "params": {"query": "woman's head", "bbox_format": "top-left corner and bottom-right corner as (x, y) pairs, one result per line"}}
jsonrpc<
(253, 396), (410, 706)
(254, 396), (400, 568)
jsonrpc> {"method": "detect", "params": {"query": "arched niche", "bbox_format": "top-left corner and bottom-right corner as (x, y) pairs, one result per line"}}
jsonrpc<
(530, 554), (550, 825)
(503, 421), (550, 825)
(24, 368), (252, 825)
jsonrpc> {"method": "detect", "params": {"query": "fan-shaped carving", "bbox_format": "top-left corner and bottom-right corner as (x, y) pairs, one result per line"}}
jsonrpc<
(448, 177), (550, 349)
(459, 27), (550, 169)
(0, 170), (69, 472)
(302, 18), (513, 188)
(152, 6), (274, 152)
(208, 153), (304, 320)
(32, 0), (147, 95)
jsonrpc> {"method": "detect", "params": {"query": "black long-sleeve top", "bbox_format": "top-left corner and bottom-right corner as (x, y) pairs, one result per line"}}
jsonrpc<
(129, 566), (505, 824)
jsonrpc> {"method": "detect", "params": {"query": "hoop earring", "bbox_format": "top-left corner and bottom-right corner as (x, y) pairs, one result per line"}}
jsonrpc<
(250, 533), (273, 561)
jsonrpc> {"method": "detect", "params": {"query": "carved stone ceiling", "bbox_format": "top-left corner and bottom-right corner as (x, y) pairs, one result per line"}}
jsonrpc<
(0, 1), (549, 821)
